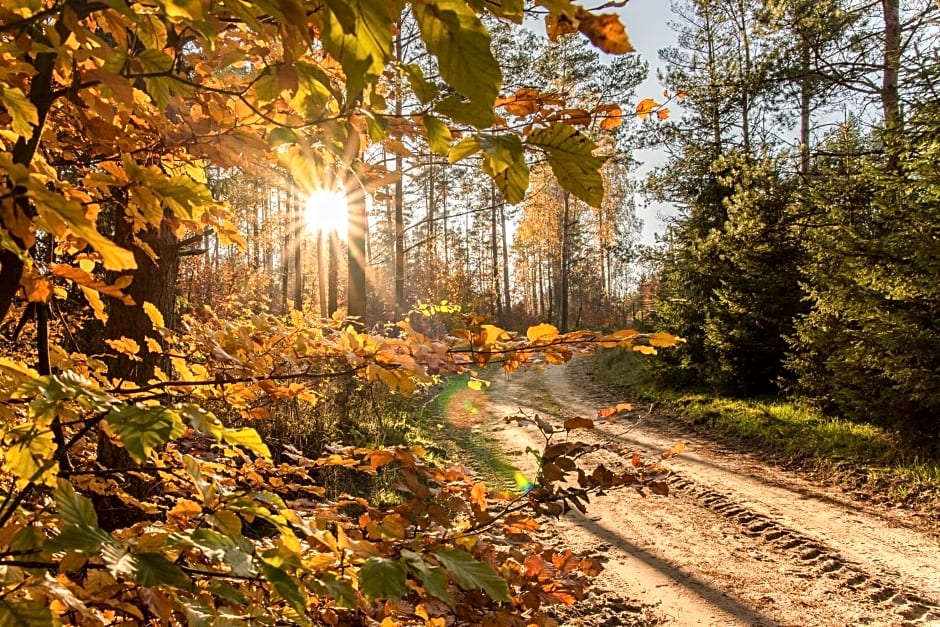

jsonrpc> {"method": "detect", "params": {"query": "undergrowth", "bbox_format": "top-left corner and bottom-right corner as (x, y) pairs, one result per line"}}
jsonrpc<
(594, 348), (940, 500)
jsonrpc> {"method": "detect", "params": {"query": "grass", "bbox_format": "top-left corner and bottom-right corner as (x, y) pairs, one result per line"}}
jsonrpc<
(420, 373), (521, 490)
(594, 348), (940, 499)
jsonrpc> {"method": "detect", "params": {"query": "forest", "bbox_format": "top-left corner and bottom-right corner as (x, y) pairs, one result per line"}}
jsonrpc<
(0, 0), (937, 624)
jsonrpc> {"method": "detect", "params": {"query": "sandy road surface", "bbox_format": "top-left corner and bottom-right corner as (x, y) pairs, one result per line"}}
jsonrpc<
(453, 358), (940, 626)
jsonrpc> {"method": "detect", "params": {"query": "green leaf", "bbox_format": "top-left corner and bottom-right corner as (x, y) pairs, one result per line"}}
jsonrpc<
(268, 127), (300, 149)
(104, 405), (186, 464)
(258, 561), (310, 624)
(220, 427), (270, 458)
(54, 480), (98, 527)
(526, 122), (605, 207)
(422, 115), (452, 156)
(182, 529), (256, 577)
(435, 94), (497, 129)
(484, 0), (524, 22)
(319, 574), (358, 609)
(0, 82), (38, 138)
(434, 548), (511, 602)
(321, 0), (394, 101)
(401, 549), (454, 607)
(45, 525), (113, 556)
(403, 63), (440, 104)
(412, 0), (501, 109)
(48, 480), (115, 555)
(477, 134), (528, 204)
(359, 557), (407, 601)
(0, 599), (56, 627)
(448, 136), (482, 164)
(134, 552), (192, 589)
(3, 420), (57, 488)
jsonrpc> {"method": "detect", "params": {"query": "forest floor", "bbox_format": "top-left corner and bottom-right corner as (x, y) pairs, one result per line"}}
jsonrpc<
(440, 357), (940, 626)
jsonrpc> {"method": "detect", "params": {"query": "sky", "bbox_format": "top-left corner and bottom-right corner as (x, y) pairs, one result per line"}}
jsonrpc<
(616, 0), (680, 246)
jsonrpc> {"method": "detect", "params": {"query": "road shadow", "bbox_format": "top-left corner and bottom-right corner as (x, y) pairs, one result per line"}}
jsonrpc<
(567, 511), (780, 626)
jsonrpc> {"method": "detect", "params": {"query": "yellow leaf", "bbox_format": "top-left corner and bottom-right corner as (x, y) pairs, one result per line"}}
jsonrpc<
(526, 323), (558, 342)
(632, 345), (657, 355)
(648, 332), (683, 348)
(79, 286), (108, 323)
(169, 499), (203, 518)
(145, 337), (162, 354)
(467, 378), (490, 391)
(481, 324), (509, 346)
(143, 301), (165, 328)
(105, 337), (140, 356)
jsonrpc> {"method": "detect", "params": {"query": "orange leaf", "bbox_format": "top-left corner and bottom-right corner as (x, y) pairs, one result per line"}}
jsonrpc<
(526, 323), (559, 342)
(598, 104), (623, 130)
(631, 453), (641, 468)
(656, 107), (670, 120)
(470, 482), (488, 511)
(632, 345), (657, 355)
(597, 402), (632, 420)
(661, 441), (687, 459)
(563, 417), (595, 431)
(635, 98), (658, 120)
(369, 450), (395, 470)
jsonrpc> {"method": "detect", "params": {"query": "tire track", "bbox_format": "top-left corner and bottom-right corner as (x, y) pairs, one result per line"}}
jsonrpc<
(466, 359), (940, 626)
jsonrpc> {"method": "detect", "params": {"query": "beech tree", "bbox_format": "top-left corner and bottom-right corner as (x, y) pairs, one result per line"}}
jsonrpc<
(0, 0), (696, 623)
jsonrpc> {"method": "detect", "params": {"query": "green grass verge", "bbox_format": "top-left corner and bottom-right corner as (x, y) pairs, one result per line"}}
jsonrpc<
(384, 373), (520, 491)
(594, 348), (940, 498)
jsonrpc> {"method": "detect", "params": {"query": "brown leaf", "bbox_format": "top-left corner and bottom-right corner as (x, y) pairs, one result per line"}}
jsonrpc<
(576, 11), (635, 54)
(545, 13), (579, 42)
(563, 417), (595, 431)
(648, 481), (670, 496)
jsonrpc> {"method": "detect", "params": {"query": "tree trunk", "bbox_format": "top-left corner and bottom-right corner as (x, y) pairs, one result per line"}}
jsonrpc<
(490, 181), (502, 322)
(881, 0), (901, 172)
(317, 229), (328, 317)
(500, 200), (512, 328)
(328, 230), (339, 317)
(559, 192), (570, 333)
(346, 174), (367, 320)
(292, 184), (304, 312)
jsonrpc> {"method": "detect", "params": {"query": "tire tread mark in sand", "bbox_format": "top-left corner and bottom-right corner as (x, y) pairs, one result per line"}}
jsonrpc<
(664, 474), (940, 624)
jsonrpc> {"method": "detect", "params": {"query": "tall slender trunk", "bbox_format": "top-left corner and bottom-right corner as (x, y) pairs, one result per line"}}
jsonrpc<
(426, 157), (435, 293)
(799, 40), (812, 176)
(346, 174), (367, 320)
(279, 187), (289, 314)
(490, 182), (502, 322)
(328, 231), (339, 316)
(393, 33), (406, 315)
(881, 0), (901, 172)
(292, 184), (303, 311)
(500, 200), (512, 327)
(559, 192), (570, 333)
(317, 229), (327, 316)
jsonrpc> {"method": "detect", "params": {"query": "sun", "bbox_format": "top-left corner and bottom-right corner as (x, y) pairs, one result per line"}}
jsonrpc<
(304, 190), (348, 238)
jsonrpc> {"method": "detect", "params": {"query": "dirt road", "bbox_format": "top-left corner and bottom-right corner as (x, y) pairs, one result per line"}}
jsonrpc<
(451, 358), (940, 626)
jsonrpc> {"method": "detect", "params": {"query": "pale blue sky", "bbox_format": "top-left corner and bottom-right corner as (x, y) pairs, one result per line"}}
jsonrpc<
(617, 0), (679, 246)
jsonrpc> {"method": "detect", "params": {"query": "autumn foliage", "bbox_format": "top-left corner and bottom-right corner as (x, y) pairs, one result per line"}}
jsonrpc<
(0, 0), (688, 623)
